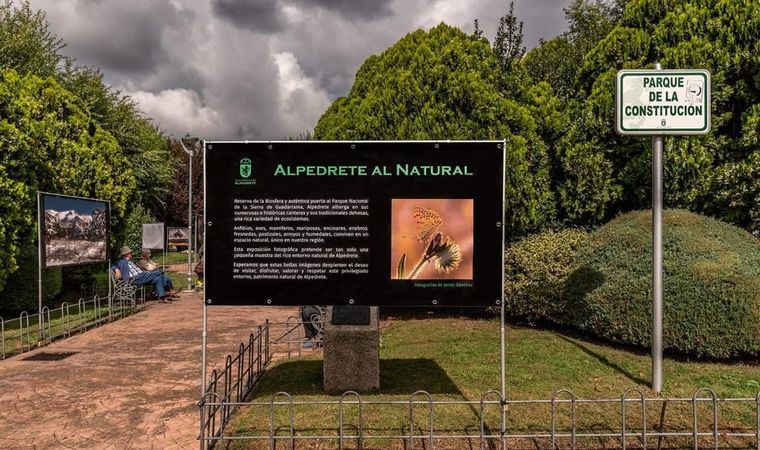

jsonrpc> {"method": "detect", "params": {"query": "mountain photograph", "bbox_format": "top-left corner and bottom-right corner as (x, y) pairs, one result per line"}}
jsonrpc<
(43, 196), (109, 267)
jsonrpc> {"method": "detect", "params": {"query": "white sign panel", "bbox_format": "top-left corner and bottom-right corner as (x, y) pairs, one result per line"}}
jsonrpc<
(142, 223), (165, 250)
(616, 69), (710, 135)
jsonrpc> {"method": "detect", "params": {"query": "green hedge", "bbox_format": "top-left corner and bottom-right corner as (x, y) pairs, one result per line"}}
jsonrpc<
(505, 229), (587, 323)
(564, 210), (760, 358)
(0, 242), (61, 315)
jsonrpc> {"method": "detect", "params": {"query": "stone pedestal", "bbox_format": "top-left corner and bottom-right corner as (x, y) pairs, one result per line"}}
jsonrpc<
(323, 306), (380, 393)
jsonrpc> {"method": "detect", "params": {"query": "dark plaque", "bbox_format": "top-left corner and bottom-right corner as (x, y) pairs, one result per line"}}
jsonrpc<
(331, 306), (371, 325)
(204, 141), (504, 307)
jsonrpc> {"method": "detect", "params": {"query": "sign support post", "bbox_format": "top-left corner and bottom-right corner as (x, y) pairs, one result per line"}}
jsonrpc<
(188, 151), (193, 291)
(201, 140), (208, 397)
(616, 63), (710, 394)
(652, 129), (664, 394)
(37, 191), (44, 337)
(499, 139), (507, 441)
(651, 62), (664, 394)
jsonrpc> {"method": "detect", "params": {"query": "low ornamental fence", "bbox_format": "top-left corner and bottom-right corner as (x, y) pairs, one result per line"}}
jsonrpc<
(200, 390), (760, 449)
(0, 288), (145, 360)
(199, 318), (325, 447)
(199, 323), (760, 449)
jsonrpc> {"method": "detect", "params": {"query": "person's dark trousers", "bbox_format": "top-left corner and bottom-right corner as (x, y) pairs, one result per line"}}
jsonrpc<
(160, 273), (174, 291)
(133, 270), (167, 298)
(301, 306), (321, 340)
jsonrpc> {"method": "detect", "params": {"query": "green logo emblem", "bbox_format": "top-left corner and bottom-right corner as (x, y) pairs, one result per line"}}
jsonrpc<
(239, 158), (252, 178)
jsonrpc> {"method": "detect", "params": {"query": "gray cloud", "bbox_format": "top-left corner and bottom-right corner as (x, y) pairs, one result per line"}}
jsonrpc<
(300, 0), (393, 20)
(26, 0), (571, 140)
(212, 0), (285, 33)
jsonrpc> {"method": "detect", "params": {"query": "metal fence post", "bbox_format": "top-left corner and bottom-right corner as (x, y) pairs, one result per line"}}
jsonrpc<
(339, 391), (364, 450)
(409, 391), (434, 450)
(552, 389), (576, 449)
(692, 388), (718, 450)
(622, 388), (647, 450)
(265, 319), (270, 365)
(480, 390), (503, 450)
(269, 392), (295, 450)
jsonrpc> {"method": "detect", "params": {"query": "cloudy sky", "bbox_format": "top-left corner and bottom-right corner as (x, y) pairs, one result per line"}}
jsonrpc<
(29, 0), (571, 139)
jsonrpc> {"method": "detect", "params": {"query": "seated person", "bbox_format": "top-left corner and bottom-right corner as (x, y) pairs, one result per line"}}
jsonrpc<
(138, 248), (178, 295)
(138, 248), (160, 271)
(112, 246), (178, 303)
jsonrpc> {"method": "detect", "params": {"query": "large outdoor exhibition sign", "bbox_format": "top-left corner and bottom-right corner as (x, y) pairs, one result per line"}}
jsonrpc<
(40, 193), (110, 268)
(616, 69), (711, 135)
(204, 141), (505, 307)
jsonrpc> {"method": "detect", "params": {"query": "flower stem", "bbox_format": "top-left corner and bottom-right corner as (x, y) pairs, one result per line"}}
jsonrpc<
(407, 255), (433, 279)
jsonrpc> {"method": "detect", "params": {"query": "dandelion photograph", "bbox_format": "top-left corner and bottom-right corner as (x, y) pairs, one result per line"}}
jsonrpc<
(390, 199), (473, 280)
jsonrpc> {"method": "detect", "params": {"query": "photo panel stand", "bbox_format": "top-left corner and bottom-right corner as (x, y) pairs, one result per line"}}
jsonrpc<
(37, 191), (112, 333)
(199, 140), (508, 444)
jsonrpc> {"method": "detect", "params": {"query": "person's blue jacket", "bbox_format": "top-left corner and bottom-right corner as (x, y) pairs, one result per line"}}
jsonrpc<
(112, 258), (133, 283)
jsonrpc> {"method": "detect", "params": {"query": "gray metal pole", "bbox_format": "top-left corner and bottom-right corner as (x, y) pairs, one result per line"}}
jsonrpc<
(500, 297), (506, 438)
(37, 192), (43, 337)
(652, 61), (664, 394)
(107, 260), (112, 320)
(188, 152), (193, 291)
(201, 302), (208, 395)
(500, 139), (507, 442)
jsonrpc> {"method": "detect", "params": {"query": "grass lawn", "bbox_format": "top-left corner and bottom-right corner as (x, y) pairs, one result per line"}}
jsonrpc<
(166, 270), (199, 291)
(158, 251), (197, 266)
(1, 301), (137, 358)
(224, 318), (760, 449)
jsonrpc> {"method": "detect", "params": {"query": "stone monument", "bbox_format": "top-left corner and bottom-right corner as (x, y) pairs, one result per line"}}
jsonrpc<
(322, 306), (380, 392)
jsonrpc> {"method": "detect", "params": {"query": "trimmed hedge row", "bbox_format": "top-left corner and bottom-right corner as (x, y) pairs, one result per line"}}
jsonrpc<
(504, 229), (587, 323)
(506, 210), (760, 359)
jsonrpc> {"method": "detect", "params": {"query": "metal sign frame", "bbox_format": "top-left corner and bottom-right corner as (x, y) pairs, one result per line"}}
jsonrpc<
(199, 139), (508, 440)
(615, 64), (711, 394)
(37, 191), (112, 334)
(202, 140), (504, 307)
(615, 68), (711, 135)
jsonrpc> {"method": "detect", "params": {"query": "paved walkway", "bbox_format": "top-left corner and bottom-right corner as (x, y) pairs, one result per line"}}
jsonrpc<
(0, 293), (297, 449)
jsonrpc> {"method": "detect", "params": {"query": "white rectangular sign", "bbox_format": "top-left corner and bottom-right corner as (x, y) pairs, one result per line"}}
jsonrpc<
(616, 69), (710, 135)
(142, 222), (165, 250)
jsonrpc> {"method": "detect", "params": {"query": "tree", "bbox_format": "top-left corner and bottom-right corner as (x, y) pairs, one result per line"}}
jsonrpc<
(472, 19), (483, 38)
(0, 0), (67, 79)
(0, 70), (135, 291)
(493, 1), (525, 72)
(314, 24), (557, 237)
(565, 0), (760, 234)
(1, 2), (175, 220)
(524, 0), (622, 101)
(163, 139), (203, 228)
(60, 67), (175, 218)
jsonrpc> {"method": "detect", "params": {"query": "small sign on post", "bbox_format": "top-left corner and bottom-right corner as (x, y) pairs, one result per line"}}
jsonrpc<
(616, 69), (710, 135)
(615, 66), (711, 394)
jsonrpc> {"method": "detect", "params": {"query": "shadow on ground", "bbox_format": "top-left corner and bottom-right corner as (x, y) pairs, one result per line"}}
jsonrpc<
(251, 358), (464, 397)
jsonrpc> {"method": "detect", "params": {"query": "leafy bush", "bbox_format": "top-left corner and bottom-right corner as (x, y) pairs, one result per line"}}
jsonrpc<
(505, 229), (587, 323)
(122, 203), (157, 257)
(313, 23), (558, 238)
(0, 69), (135, 292)
(564, 210), (760, 358)
(0, 242), (61, 315)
